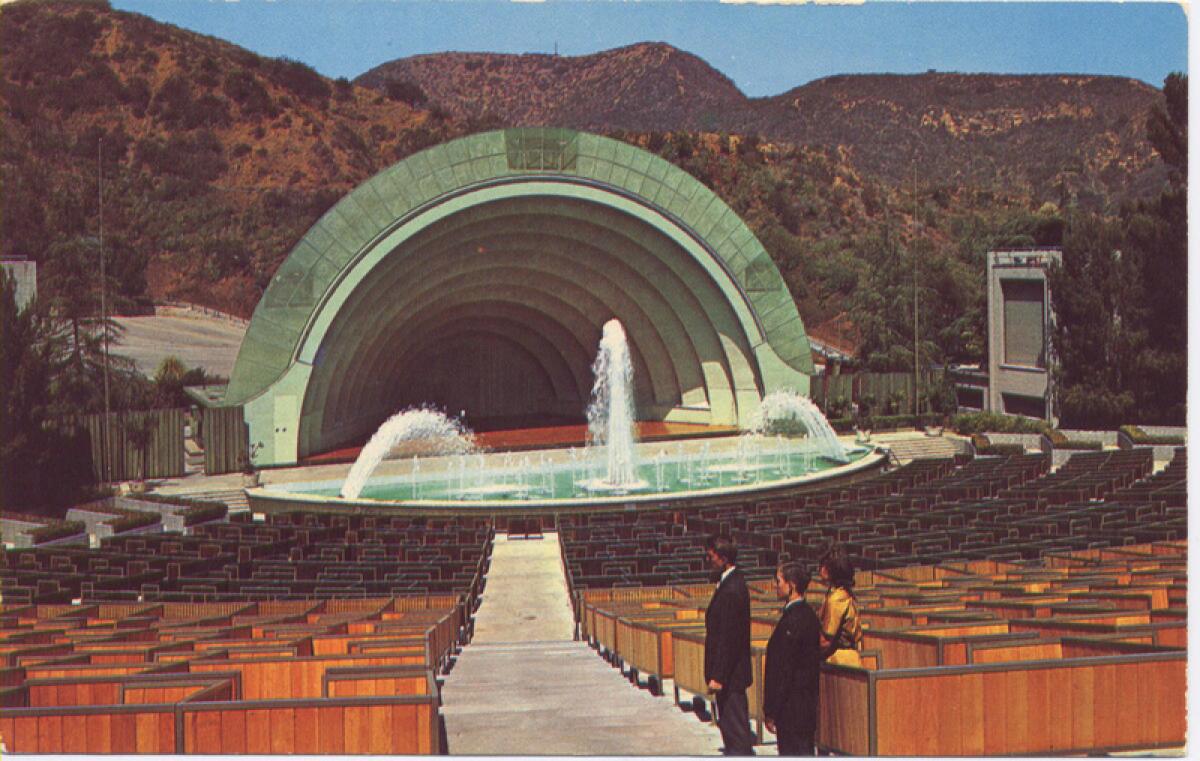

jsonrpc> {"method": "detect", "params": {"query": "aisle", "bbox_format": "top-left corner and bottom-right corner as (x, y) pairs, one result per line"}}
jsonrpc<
(439, 533), (725, 755)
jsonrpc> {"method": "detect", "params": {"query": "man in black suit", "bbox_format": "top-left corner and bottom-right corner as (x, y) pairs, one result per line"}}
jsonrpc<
(763, 562), (822, 756)
(704, 535), (755, 756)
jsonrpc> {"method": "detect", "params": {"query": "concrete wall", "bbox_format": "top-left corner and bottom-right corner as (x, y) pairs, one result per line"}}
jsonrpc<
(984, 433), (1045, 452)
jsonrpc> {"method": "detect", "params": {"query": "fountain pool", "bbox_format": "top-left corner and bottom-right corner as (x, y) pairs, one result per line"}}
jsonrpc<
(248, 434), (882, 513)
(246, 318), (884, 515)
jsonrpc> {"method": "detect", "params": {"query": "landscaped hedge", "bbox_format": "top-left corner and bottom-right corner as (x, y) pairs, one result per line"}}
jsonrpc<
(108, 511), (162, 532)
(1045, 429), (1103, 450)
(29, 520), (86, 544)
(977, 443), (1026, 456)
(1055, 439), (1103, 451)
(1119, 425), (1186, 446)
(832, 413), (945, 434)
(132, 493), (226, 510)
(951, 412), (1053, 436)
(181, 503), (227, 526)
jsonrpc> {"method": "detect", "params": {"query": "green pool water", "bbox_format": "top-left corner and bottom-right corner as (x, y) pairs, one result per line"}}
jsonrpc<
(282, 443), (875, 505)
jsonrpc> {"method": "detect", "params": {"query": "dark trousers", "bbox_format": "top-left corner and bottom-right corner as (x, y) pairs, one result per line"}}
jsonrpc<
(715, 688), (755, 755)
(776, 725), (814, 756)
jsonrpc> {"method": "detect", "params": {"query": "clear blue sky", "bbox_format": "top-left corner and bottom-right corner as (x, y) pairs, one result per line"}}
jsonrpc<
(112, 1), (1187, 97)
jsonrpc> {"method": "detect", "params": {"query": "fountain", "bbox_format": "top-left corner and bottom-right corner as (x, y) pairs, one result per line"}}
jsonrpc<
(340, 406), (475, 500)
(579, 319), (649, 494)
(749, 390), (850, 463)
(255, 321), (882, 512)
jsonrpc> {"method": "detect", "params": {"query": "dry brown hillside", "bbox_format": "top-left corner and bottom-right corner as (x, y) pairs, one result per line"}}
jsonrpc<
(356, 43), (752, 133)
(358, 47), (1167, 208)
(0, 1), (476, 315)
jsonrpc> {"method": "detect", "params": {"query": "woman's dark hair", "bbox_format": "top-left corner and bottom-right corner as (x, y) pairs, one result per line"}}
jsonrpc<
(820, 544), (855, 589)
(777, 562), (810, 595)
(705, 535), (738, 565)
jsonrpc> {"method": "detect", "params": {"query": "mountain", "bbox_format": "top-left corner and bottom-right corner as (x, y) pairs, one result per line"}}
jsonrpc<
(748, 73), (1166, 202)
(357, 47), (1167, 208)
(356, 43), (751, 134)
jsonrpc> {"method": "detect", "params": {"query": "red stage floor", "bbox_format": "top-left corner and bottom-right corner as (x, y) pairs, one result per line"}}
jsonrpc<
(300, 421), (739, 467)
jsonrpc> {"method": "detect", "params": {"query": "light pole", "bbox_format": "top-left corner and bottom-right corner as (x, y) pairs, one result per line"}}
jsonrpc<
(98, 139), (112, 482)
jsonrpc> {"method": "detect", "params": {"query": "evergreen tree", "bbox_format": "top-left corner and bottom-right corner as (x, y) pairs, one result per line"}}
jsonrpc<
(0, 270), (96, 512)
(1048, 74), (1187, 426)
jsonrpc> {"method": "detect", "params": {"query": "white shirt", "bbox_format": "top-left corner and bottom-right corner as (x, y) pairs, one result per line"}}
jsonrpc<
(719, 564), (736, 585)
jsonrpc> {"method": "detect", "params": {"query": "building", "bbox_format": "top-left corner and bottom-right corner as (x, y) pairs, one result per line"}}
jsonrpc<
(985, 248), (1061, 422)
(0, 255), (37, 311)
(219, 129), (817, 467)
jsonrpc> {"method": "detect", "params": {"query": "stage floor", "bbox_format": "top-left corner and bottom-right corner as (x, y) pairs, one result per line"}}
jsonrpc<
(301, 421), (740, 466)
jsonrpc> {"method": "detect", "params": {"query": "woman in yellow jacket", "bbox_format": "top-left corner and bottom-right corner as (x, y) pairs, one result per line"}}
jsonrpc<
(818, 545), (863, 667)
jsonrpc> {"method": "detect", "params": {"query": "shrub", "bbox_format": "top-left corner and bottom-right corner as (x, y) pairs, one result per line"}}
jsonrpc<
(30, 520), (86, 544)
(123, 76), (151, 113)
(1056, 439), (1103, 451)
(950, 412), (1053, 436)
(976, 443), (1026, 456)
(1119, 425), (1186, 446)
(265, 57), (330, 103)
(41, 61), (125, 114)
(3, 9), (102, 82)
(150, 74), (232, 129)
(182, 503), (228, 526)
(760, 417), (809, 437)
(136, 130), (227, 182)
(332, 122), (368, 155)
(108, 511), (161, 533)
(223, 70), (275, 118)
(384, 78), (427, 106)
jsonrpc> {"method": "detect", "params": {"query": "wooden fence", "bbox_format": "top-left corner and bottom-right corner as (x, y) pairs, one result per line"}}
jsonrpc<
(71, 409), (187, 482)
(808, 370), (942, 414)
(201, 406), (247, 476)
(817, 650), (1185, 755)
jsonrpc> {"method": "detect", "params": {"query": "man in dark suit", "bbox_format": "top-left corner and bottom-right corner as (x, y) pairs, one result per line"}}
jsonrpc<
(704, 535), (755, 756)
(763, 562), (822, 756)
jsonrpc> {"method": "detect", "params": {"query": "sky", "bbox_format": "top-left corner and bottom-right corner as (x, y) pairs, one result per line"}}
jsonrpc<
(110, 1), (1188, 98)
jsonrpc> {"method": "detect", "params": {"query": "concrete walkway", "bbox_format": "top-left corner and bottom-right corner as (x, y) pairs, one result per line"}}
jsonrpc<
(439, 533), (727, 756)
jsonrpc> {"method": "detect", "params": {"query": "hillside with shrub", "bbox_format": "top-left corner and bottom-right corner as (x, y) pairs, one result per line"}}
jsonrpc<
(0, 1), (480, 316)
(2, 3), (1079, 339)
(358, 45), (1168, 210)
(0, 2), (1183, 425)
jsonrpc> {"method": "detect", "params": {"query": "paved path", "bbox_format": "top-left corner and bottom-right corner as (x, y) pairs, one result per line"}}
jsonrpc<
(113, 313), (245, 377)
(439, 533), (727, 756)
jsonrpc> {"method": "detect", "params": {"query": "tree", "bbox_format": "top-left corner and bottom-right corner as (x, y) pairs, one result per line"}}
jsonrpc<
(40, 236), (135, 413)
(1046, 214), (1143, 427)
(849, 233), (940, 375)
(124, 413), (157, 484)
(154, 355), (187, 399)
(0, 270), (96, 512)
(1146, 73), (1186, 185)
(1046, 74), (1187, 427)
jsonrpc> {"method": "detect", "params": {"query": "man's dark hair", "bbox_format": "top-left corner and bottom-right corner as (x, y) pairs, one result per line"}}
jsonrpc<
(777, 561), (810, 595)
(820, 544), (855, 589)
(705, 535), (738, 565)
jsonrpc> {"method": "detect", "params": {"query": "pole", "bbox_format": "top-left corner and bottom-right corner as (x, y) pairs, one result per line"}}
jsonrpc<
(913, 257), (919, 416)
(99, 138), (112, 482)
(912, 163), (919, 417)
